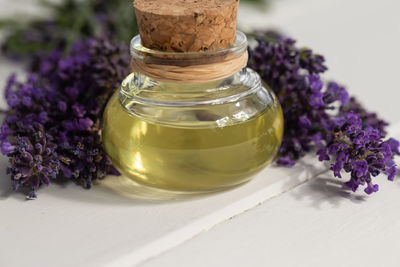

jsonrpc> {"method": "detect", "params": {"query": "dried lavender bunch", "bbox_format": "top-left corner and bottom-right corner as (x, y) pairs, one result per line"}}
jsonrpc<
(0, 36), (129, 198)
(248, 32), (399, 194)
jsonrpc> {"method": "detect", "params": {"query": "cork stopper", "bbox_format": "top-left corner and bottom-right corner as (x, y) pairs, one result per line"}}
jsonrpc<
(134, 0), (239, 52)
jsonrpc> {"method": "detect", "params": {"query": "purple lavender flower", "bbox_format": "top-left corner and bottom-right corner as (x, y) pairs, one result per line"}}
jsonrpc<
(276, 156), (295, 167)
(324, 82), (349, 105)
(316, 112), (397, 194)
(1, 36), (128, 198)
(340, 97), (389, 136)
(387, 138), (400, 155)
(1, 121), (60, 199)
(249, 31), (398, 194)
(248, 35), (331, 162)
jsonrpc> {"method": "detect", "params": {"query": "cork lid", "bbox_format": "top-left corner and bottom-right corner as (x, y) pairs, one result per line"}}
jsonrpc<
(134, 0), (240, 52)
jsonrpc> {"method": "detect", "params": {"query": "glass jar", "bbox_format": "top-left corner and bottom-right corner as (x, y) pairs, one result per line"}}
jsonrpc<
(102, 31), (283, 193)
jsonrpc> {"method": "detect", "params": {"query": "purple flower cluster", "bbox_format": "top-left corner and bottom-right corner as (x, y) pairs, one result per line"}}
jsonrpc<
(0, 37), (129, 198)
(248, 36), (331, 163)
(248, 31), (399, 194)
(340, 97), (389, 136)
(317, 112), (399, 194)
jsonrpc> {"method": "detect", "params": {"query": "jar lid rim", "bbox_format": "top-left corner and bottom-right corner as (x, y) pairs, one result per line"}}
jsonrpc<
(130, 30), (247, 62)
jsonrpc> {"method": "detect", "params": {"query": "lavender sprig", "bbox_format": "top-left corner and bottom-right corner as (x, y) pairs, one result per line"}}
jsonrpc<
(1, 121), (60, 199)
(0, 36), (128, 198)
(340, 97), (389, 136)
(248, 37), (330, 163)
(317, 112), (399, 194)
(248, 31), (399, 194)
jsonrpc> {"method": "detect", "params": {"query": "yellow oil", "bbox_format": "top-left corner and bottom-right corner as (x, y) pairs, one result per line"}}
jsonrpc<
(102, 91), (283, 192)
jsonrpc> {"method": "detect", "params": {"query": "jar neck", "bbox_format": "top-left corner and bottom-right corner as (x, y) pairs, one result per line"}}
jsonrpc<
(129, 31), (248, 84)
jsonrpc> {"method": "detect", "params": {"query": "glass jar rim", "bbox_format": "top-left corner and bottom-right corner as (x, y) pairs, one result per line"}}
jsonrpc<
(130, 31), (248, 66)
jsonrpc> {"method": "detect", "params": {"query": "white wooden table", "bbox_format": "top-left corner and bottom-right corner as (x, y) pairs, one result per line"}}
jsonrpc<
(1, 0), (400, 266)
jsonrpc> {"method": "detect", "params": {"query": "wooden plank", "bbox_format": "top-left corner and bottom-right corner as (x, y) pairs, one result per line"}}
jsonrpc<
(0, 151), (326, 267)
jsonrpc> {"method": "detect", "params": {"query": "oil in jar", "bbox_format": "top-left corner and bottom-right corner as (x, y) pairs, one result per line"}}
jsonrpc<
(102, 90), (283, 192)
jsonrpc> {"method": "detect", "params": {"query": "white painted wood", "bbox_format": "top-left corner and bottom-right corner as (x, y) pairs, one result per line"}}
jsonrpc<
(0, 154), (326, 267)
(0, 0), (399, 267)
(142, 126), (400, 267)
